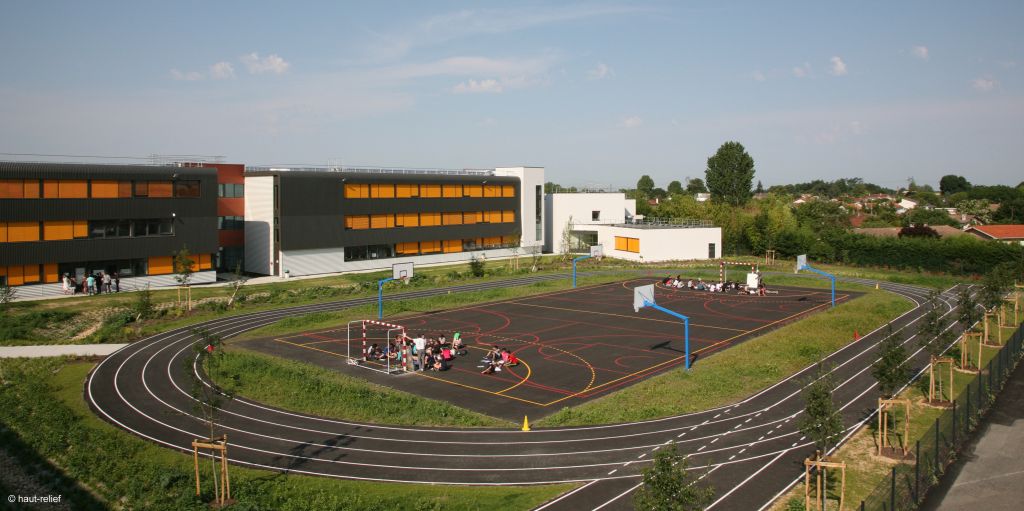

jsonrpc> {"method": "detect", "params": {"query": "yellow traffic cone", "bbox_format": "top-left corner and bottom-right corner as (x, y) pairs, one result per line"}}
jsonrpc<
(875, 282), (880, 290)
(521, 416), (531, 432)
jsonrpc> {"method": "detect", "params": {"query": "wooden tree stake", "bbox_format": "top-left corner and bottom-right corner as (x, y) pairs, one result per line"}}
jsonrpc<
(878, 398), (911, 456)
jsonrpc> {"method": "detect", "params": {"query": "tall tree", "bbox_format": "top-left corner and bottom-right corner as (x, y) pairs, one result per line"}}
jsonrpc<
(637, 175), (656, 197)
(917, 291), (947, 357)
(755, 180), (765, 194)
(705, 141), (755, 206)
(939, 174), (971, 195)
(993, 197), (1024, 223)
(957, 286), (981, 329)
(667, 180), (684, 195)
(871, 326), (909, 398)
(633, 442), (714, 511)
(685, 178), (708, 194)
(798, 364), (844, 453)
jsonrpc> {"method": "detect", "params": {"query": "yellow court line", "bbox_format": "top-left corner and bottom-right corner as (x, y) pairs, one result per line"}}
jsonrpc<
(411, 371), (548, 407)
(297, 338), (349, 346)
(505, 301), (749, 333)
(495, 357), (532, 394)
(540, 353), (686, 407)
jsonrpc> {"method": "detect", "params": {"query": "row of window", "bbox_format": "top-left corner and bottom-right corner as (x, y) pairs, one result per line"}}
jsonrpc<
(0, 179), (201, 199)
(343, 183), (515, 199)
(343, 236), (518, 262)
(218, 183), (244, 198)
(614, 236), (641, 253)
(0, 254), (213, 286)
(218, 216), (244, 230)
(344, 210), (515, 230)
(0, 219), (174, 243)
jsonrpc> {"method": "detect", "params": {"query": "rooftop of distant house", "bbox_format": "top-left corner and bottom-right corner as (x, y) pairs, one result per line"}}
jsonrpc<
(968, 224), (1024, 240)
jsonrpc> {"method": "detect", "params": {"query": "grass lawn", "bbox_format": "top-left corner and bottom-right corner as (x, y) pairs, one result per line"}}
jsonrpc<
(769, 319), (1021, 511)
(537, 287), (913, 426)
(0, 358), (574, 511)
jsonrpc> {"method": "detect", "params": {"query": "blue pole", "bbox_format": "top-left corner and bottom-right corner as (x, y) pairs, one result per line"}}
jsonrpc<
(645, 300), (692, 370)
(377, 277), (395, 319)
(572, 255), (591, 288)
(800, 265), (836, 308)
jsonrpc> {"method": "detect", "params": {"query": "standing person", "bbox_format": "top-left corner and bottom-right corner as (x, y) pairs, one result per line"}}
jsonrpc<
(61, 273), (70, 295)
(102, 272), (112, 293)
(86, 274), (96, 295)
(113, 273), (120, 293)
(413, 334), (427, 371)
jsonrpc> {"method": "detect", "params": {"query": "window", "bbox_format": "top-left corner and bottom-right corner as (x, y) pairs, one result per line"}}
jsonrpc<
(6, 222), (39, 242)
(118, 181), (132, 198)
(344, 183), (369, 198)
(442, 212), (463, 225)
(175, 180), (201, 198)
(217, 183), (243, 198)
(420, 212), (441, 226)
(592, 211), (600, 221)
(420, 184), (441, 198)
(482, 236), (503, 248)
(134, 181), (149, 197)
(443, 184), (462, 198)
(395, 242), (419, 255)
(396, 213), (419, 227)
(615, 236), (640, 253)
(345, 215), (370, 230)
(90, 180), (119, 198)
(395, 183), (419, 198)
(502, 210), (515, 223)
(443, 240), (462, 253)
(463, 211), (480, 224)
(218, 216), (244, 230)
(535, 184), (542, 241)
(148, 256), (174, 275)
(0, 180), (26, 198)
(43, 221), (74, 240)
(344, 244), (394, 261)
(420, 240), (441, 254)
(149, 181), (173, 198)
(58, 180), (88, 198)
(502, 185), (516, 197)
(708, 243), (716, 259)
(483, 184), (501, 197)
(483, 210), (502, 223)
(370, 184), (395, 198)
(370, 214), (395, 229)
(463, 185), (482, 197)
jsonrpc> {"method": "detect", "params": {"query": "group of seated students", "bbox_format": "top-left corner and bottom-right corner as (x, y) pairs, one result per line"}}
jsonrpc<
(661, 275), (768, 295)
(368, 332), (469, 372)
(480, 345), (520, 375)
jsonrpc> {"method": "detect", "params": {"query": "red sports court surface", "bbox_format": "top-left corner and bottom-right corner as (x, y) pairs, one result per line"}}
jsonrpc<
(241, 278), (859, 421)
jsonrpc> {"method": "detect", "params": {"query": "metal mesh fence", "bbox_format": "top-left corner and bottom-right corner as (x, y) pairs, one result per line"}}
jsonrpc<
(860, 323), (1024, 511)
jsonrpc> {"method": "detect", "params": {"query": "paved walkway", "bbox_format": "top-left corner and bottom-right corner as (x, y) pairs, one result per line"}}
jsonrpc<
(0, 344), (128, 358)
(923, 356), (1024, 511)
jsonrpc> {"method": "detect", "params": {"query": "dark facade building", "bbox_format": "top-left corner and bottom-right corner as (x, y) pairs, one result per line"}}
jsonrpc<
(180, 161), (245, 272)
(0, 162), (218, 295)
(244, 166), (544, 277)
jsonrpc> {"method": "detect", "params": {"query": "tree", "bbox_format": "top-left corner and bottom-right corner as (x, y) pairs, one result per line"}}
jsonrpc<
(755, 180), (765, 194)
(468, 255), (486, 277)
(686, 178), (708, 194)
(637, 175), (655, 197)
(979, 263), (1015, 311)
(957, 286), (981, 330)
(794, 201), (850, 234)
(954, 199), (993, 224)
(871, 326), (909, 397)
(798, 363), (844, 453)
(993, 197), (1024, 223)
(185, 327), (237, 503)
(705, 141), (755, 206)
(917, 291), (947, 357)
(132, 283), (155, 321)
(939, 174), (971, 195)
(0, 284), (16, 314)
(667, 180), (684, 195)
(633, 442), (714, 511)
(173, 246), (195, 311)
(902, 208), (958, 227)
(897, 225), (939, 238)
(226, 263), (249, 307)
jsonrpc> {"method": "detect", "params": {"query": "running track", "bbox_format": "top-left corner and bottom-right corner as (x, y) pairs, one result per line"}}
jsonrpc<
(85, 272), (973, 510)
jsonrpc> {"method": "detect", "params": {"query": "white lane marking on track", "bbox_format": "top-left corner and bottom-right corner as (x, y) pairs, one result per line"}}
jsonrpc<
(608, 469), (617, 475)
(637, 453), (646, 459)
(677, 432), (687, 438)
(532, 479), (599, 511)
(697, 445), (706, 452)
(710, 438), (719, 444)
(713, 414), (721, 419)
(729, 455), (736, 460)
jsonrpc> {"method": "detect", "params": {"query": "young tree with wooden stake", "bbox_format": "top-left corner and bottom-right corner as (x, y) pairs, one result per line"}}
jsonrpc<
(798, 364), (844, 510)
(225, 262), (248, 308)
(633, 441), (714, 511)
(872, 325), (909, 398)
(184, 327), (237, 505)
(957, 286), (982, 331)
(173, 246), (195, 311)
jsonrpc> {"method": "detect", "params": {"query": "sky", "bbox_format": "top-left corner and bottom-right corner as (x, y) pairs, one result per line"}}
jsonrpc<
(1, 1), (1022, 189)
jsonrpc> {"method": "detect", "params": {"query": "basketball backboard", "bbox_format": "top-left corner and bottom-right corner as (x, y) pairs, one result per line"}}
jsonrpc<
(633, 284), (655, 313)
(393, 262), (414, 281)
(796, 254), (807, 273)
(590, 244), (604, 259)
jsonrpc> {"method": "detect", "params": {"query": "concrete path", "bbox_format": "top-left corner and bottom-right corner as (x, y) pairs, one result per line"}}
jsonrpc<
(923, 354), (1024, 511)
(0, 344), (128, 358)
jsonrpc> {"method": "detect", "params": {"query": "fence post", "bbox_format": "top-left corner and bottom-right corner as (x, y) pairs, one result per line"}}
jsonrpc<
(890, 466), (896, 511)
(914, 440), (921, 502)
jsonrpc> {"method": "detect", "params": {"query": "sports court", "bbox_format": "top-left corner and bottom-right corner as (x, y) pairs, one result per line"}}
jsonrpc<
(241, 277), (859, 421)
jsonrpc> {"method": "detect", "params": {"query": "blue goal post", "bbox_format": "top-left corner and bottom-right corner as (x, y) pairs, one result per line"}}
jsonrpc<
(633, 284), (693, 370)
(797, 257), (836, 308)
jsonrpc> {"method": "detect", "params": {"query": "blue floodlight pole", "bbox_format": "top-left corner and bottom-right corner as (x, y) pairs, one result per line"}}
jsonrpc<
(377, 277), (395, 319)
(800, 265), (836, 308)
(572, 255), (592, 288)
(643, 300), (692, 370)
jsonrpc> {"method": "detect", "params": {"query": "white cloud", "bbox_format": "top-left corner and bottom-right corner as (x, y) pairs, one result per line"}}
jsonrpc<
(588, 62), (612, 80)
(752, 71), (766, 82)
(452, 79), (503, 94)
(972, 76), (998, 92)
(829, 56), (848, 76)
(209, 61), (235, 79)
(621, 116), (642, 129)
(792, 62), (811, 78)
(911, 46), (929, 60)
(241, 53), (290, 74)
(170, 69), (203, 81)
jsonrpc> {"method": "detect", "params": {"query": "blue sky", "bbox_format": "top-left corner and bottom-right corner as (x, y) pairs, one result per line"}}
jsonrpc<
(1, 1), (1021, 189)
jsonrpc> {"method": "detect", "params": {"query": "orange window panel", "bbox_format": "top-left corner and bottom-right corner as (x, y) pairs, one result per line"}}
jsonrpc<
(43, 180), (59, 198)
(442, 212), (463, 225)
(442, 184), (462, 198)
(23, 264), (40, 283)
(6, 265), (24, 286)
(370, 214), (394, 229)
(344, 184), (369, 198)
(8, 221), (39, 242)
(627, 238), (640, 253)
(463, 184), (482, 197)
(396, 242), (419, 255)
(118, 181), (132, 198)
(0, 223), (6, 242)
(44, 263), (58, 283)
(91, 180), (119, 198)
(198, 254), (212, 270)
(501, 235), (519, 245)
(396, 213), (419, 227)
(73, 220), (88, 238)
(483, 210), (502, 223)
(58, 180), (88, 198)
(483, 184), (501, 197)
(420, 240), (441, 253)
(148, 256), (174, 275)
(149, 181), (173, 198)
(483, 236), (502, 247)
(463, 211), (479, 224)
(346, 216), (370, 230)
(370, 184), (395, 198)
(502, 185), (515, 197)
(0, 180), (23, 198)
(420, 212), (440, 226)
(395, 183), (419, 198)
(43, 221), (74, 240)
(421, 184), (441, 198)
(443, 240), (462, 253)
(615, 236), (628, 251)
(501, 210), (515, 223)
(23, 180), (40, 198)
